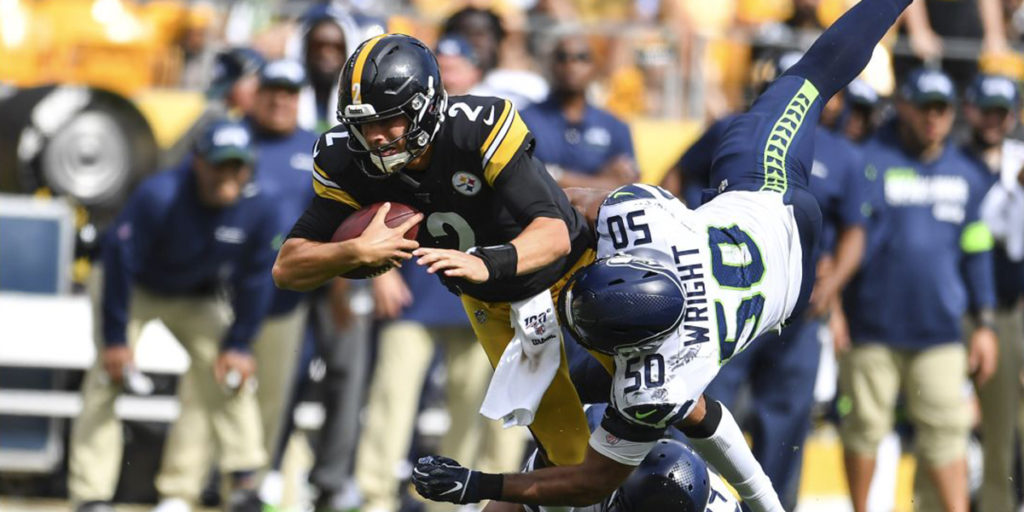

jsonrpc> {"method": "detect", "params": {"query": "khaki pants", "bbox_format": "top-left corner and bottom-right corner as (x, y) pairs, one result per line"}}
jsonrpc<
(68, 273), (266, 503)
(155, 303), (308, 500)
(977, 305), (1024, 512)
(839, 342), (971, 510)
(354, 322), (525, 512)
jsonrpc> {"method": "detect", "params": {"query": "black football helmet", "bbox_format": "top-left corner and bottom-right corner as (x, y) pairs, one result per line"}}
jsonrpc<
(337, 33), (448, 177)
(558, 253), (685, 355)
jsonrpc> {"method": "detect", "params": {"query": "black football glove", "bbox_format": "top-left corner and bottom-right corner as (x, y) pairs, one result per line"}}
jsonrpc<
(412, 455), (498, 504)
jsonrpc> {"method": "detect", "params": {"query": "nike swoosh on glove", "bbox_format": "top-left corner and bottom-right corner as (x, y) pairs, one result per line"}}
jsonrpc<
(412, 455), (480, 504)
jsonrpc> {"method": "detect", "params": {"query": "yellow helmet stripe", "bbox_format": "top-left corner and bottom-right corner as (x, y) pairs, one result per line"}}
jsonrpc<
(351, 34), (388, 104)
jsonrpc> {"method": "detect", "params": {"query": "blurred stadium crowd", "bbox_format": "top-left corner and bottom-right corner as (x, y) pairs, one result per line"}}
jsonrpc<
(8, 0), (1024, 512)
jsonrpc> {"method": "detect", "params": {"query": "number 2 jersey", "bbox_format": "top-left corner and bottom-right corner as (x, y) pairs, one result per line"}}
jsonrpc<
(287, 94), (593, 302)
(588, 184), (805, 465)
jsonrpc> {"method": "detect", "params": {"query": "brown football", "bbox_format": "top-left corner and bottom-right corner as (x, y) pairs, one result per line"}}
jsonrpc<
(331, 202), (421, 279)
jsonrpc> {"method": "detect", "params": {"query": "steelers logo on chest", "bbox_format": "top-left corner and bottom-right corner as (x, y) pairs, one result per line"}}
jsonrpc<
(452, 171), (481, 196)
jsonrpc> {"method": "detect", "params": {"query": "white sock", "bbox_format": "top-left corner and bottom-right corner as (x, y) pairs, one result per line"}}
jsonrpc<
(687, 403), (784, 512)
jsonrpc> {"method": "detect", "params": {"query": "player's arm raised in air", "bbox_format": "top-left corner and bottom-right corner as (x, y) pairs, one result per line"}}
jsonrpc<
(415, 100), (573, 283)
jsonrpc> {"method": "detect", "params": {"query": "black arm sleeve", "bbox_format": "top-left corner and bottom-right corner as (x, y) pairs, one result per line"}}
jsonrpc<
(492, 152), (565, 226)
(287, 195), (357, 242)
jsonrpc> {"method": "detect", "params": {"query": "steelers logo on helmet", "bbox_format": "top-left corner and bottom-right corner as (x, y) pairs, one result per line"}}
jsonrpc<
(337, 34), (449, 178)
(558, 253), (686, 355)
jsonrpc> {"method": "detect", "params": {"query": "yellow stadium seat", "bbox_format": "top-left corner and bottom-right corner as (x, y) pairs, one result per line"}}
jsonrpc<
(141, 1), (190, 46)
(628, 118), (704, 184)
(679, 0), (738, 36)
(605, 67), (647, 120)
(736, 0), (791, 25)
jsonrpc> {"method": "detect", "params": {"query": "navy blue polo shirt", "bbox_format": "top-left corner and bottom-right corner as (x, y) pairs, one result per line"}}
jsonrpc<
(248, 121), (318, 315)
(811, 127), (869, 253)
(520, 96), (635, 175)
(844, 120), (996, 348)
(101, 163), (287, 351)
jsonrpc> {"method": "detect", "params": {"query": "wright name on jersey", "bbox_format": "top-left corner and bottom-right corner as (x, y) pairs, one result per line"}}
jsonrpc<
(587, 183), (804, 465)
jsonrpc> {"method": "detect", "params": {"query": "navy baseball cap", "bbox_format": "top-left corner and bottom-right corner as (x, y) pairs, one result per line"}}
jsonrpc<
(196, 119), (256, 165)
(900, 68), (956, 105)
(208, 47), (265, 99)
(435, 35), (479, 68)
(966, 74), (1020, 110)
(258, 59), (307, 90)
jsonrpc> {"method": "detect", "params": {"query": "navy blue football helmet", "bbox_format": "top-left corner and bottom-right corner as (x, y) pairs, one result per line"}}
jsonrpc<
(608, 439), (712, 512)
(558, 254), (685, 355)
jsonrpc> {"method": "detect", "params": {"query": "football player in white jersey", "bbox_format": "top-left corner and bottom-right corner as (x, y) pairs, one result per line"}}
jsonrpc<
(412, 0), (910, 510)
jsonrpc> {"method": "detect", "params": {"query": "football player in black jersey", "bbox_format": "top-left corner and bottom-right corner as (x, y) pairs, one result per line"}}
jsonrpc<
(272, 33), (613, 468)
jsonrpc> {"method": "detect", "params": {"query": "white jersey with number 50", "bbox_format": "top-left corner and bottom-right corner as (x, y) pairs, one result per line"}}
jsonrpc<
(588, 184), (804, 464)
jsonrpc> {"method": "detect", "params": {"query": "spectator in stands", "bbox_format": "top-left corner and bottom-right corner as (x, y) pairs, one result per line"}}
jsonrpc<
(442, 7), (503, 75)
(69, 119), (285, 512)
(442, 6), (548, 109)
(435, 35), (484, 96)
(841, 79), (883, 143)
(840, 68), (998, 512)
(753, 0), (827, 55)
(291, 6), (360, 132)
(961, 72), (1024, 512)
(178, 4), (218, 91)
(520, 32), (638, 189)
(900, 0), (1010, 87)
(152, 60), (318, 512)
(207, 47), (265, 116)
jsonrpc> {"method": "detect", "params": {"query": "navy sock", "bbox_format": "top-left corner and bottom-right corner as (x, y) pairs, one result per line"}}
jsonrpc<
(784, 0), (911, 100)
